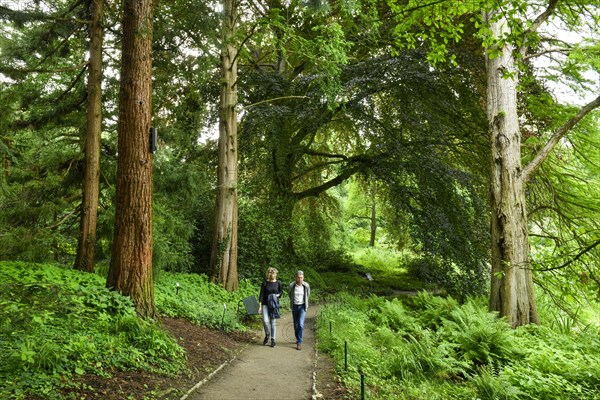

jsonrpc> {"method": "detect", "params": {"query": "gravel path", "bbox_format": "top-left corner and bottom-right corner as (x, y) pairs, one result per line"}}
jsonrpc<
(181, 306), (319, 400)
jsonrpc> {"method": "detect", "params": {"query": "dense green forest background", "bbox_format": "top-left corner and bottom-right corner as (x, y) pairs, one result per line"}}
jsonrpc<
(1, 0), (599, 397)
(1, 0), (598, 310)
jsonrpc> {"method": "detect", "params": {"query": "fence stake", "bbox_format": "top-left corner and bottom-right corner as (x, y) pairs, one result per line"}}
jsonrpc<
(344, 340), (348, 371)
(221, 303), (226, 330)
(360, 373), (365, 400)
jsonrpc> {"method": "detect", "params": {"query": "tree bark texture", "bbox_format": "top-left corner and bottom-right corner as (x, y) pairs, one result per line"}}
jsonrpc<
(74, 0), (104, 273)
(106, 0), (155, 318)
(485, 11), (539, 327)
(209, 0), (239, 291)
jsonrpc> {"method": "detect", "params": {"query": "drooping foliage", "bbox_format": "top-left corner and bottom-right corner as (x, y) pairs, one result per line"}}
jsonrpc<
(0, 0), (96, 262)
(0, 0), (598, 307)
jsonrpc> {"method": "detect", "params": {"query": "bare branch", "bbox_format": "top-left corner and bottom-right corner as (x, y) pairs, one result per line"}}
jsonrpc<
(294, 154), (375, 200)
(523, 95), (600, 183)
(231, 24), (257, 69)
(294, 166), (359, 200)
(302, 149), (348, 160)
(244, 96), (309, 109)
(523, 48), (571, 60)
(537, 238), (600, 272)
(45, 209), (78, 231)
(248, 0), (267, 18)
(0, 62), (87, 75)
(528, 0), (559, 34)
(520, 0), (559, 56)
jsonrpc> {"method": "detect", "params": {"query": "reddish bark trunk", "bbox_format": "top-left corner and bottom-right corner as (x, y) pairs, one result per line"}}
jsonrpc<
(106, 0), (155, 318)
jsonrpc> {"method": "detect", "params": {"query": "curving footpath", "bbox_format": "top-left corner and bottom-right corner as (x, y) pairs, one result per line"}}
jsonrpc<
(181, 306), (320, 400)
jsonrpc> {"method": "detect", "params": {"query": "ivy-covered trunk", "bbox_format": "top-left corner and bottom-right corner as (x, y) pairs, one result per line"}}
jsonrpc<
(485, 11), (539, 328)
(106, 0), (155, 318)
(74, 0), (104, 273)
(209, 0), (239, 292)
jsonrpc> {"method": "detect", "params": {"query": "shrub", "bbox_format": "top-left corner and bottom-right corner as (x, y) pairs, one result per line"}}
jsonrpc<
(154, 271), (258, 331)
(406, 256), (488, 299)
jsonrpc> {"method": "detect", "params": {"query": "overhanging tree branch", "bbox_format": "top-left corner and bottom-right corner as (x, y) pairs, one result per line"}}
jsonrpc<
(520, 0), (559, 56)
(0, 0), (92, 24)
(0, 62), (87, 75)
(523, 95), (600, 183)
(244, 95), (309, 109)
(45, 209), (78, 230)
(536, 238), (600, 272)
(529, 0), (559, 33)
(294, 165), (360, 200)
(294, 155), (375, 200)
(523, 48), (571, 60)
(0, 5), (89, 24)
(302, 149), (348, 160)
(292, 159), (347, 182)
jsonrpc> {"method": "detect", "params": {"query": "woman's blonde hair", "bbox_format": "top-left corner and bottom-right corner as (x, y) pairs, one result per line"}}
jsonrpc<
(266, 267), (278, 278)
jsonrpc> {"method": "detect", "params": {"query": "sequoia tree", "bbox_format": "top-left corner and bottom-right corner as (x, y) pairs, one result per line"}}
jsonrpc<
(106, 0), (155, 317)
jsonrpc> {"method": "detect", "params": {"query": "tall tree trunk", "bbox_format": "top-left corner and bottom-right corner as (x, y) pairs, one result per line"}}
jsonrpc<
(369, 200), (376, 247)
(106, 0), (155, 318)
(485, 11), (539, 327)
(74, 0), (104, 273)
(209, 0), (238, 292)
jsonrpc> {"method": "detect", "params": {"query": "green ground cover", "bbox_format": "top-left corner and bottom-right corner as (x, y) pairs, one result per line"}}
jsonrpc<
(316, 250), (600, 400)
(0, 262), (259, 399)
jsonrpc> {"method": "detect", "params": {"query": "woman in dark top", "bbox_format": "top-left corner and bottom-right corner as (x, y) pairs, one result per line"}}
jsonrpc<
(258, 267), (282, 347)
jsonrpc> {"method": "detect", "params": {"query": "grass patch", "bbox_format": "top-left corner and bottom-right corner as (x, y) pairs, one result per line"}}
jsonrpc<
(319, 247), (433, 297)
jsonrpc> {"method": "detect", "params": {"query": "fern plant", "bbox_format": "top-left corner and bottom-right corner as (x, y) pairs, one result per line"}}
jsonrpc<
(438, 299), (522, 370)
(472, 366), (523, 400)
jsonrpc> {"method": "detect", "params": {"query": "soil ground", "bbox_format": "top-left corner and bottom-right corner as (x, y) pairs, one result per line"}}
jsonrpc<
(61, 305), (348, 399)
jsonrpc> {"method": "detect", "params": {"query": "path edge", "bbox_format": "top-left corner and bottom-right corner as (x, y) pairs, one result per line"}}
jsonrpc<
(179, 333), (258, 400)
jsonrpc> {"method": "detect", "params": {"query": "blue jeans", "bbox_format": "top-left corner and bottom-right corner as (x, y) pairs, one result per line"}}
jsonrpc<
(292, 304), (306, 344)
(262, 307), (277, 339)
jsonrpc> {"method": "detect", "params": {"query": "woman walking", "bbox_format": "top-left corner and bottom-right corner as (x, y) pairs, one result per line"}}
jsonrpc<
(288, 270), (310, 350)
(258, 267), (282, 347)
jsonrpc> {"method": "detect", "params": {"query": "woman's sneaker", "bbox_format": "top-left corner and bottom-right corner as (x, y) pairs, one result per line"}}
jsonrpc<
(271, 339), (276, 347)
(263, 336), (269, 345)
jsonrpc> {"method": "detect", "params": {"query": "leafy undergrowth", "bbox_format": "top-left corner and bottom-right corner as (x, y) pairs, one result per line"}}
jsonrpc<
(317, 292), (600, 399)
(0, 262), (260, 399)
(318, 247), (435, 297)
